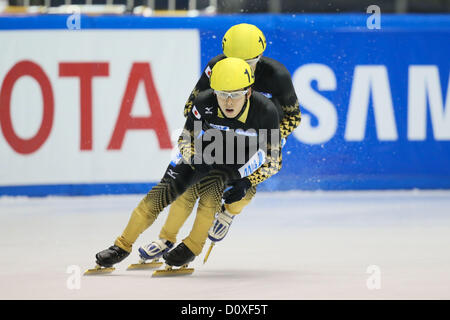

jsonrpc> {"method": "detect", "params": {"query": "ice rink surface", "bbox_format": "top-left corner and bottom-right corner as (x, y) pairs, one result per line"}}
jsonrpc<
(1, 190), (449, 300)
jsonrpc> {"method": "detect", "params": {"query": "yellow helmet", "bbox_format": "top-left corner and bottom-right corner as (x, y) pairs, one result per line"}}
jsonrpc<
(222, 23), (267, 60)
(210, 57), (255, 91)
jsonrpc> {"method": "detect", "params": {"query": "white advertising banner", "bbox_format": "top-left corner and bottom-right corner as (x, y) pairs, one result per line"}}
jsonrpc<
(0, 30), (200, 186)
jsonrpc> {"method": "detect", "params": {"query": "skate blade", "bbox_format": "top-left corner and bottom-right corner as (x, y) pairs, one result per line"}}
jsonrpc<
(152, 265), (194, 277)
(203, 242), (215, 264)
(84, 265), (115, 275)
(127, 260), (163, 270)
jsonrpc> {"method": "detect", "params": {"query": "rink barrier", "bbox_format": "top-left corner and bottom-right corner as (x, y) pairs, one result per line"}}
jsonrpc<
(1, 176), (449, 197)
(0, 183), (157, 197)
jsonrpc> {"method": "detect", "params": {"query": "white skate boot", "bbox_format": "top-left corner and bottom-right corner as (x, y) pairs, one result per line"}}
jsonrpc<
(208, 206), (235, 242)
(139, 239), (174, 260)
(127, 239), (173, 270)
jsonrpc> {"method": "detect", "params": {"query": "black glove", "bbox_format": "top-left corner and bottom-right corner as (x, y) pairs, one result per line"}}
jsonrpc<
(223, 178), (252, 204)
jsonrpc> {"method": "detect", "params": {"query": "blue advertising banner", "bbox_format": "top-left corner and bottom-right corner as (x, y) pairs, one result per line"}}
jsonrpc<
(0, 14), (449, 195)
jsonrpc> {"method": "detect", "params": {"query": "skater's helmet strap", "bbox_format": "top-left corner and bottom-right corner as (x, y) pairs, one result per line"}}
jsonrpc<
(222, 23), (266, 60)
(210, 57), (255, 92)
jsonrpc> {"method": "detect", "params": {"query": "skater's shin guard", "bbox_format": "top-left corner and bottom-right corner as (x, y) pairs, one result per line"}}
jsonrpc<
(182, 206), (216, 256)
(115, 182), (174, 252)
(115, 198), (155, 252)
(224, 186), (257, 215)
(183, 177), (224, 256)
(159, 185), (199, 244)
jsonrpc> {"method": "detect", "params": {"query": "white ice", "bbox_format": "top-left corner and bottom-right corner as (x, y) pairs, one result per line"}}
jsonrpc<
(0, 190), (449, 300)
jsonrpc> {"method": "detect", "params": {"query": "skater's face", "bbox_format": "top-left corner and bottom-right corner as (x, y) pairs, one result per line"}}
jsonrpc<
(215, 88), (252, 118)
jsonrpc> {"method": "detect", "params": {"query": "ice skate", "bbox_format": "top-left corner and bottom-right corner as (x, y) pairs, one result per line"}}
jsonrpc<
(84, 264), (116, 275)
(127, 239), (173, 270)
(152, 264), (195, 277)
(203, 207), (234, 264)
(203, 241), (216, 264)
(208, 205), (234, 242)
(152, 243), (195, 277)
(84, 245), (130, 275)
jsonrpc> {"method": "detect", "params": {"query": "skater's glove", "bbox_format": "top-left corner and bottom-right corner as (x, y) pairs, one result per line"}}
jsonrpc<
(223, 178), (252, 204)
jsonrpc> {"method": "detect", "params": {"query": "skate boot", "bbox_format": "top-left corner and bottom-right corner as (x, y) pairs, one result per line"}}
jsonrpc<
(163, 243), (195, 266)
(84, 245), (130, 275)
(127, 239), (174, 270)
(138, 239), (174, 260)
(153, 243), (195, 276)
(202, 206), (235, 264)
(208, 205), (234, 242)
(96, 245), (130, 267)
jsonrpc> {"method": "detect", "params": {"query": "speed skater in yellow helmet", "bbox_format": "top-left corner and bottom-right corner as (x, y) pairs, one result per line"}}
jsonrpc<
(222, 23), (267, 60)
(210, 57), (255, 92)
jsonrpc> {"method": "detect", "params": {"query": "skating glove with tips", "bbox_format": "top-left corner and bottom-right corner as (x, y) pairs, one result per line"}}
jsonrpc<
(223, 178), (252, 204)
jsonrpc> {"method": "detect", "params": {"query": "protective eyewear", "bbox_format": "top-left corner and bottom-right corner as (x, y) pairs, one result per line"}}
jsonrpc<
(245, 55), (261, 67)
(214, 89), (248, 99)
